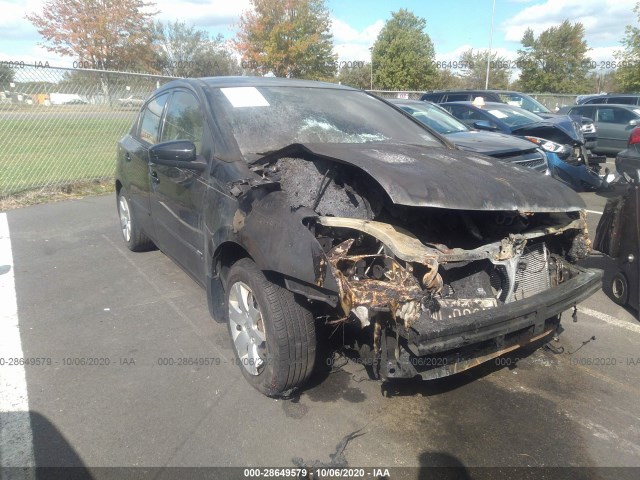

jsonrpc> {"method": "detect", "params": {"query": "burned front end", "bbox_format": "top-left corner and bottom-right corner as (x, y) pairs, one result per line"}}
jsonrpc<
(249, 143), (602, 380)
(311, 213), (599, 380)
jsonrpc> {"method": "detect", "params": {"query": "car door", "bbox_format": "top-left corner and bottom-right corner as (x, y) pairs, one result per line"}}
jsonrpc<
(149, 89), (208, 282)
(119, 93), (170, 240)
(595, 106), (639, 153)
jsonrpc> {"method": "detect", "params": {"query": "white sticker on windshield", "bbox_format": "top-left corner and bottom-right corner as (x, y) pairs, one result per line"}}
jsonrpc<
(221, 87), (270, 108)
(488, 109), (508, 118)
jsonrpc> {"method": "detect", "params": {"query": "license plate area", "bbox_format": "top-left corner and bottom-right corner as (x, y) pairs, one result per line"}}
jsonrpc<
(429, 298), (498, 321)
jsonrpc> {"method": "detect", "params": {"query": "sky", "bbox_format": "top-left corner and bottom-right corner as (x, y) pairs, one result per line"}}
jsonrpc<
(0, 0), (637, 70)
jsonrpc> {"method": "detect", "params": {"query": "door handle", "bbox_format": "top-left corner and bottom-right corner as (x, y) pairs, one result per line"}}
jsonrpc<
(151, 171), (160, 184)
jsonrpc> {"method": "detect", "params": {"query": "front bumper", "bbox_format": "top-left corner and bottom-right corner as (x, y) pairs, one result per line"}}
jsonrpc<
(381, 265), (602, 380)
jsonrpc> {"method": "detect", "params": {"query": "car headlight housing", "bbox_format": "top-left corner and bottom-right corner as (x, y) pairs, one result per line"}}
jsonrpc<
(524, 136), (572, 159)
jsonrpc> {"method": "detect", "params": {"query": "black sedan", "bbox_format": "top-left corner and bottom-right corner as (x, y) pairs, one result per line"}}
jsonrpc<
(116, 77), (601, 396)
(390, 99), (548, 173)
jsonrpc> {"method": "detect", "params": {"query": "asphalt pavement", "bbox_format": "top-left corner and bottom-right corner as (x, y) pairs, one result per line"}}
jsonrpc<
(1, 190), (639, 479)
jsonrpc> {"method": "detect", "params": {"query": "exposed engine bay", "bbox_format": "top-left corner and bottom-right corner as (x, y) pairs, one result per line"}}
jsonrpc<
(247, 150), (599, 380)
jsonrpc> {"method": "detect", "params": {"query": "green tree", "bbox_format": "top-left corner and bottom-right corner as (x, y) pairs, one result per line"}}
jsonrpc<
(615, 2), (640, 92)
(0, 64), (15, 89)
(433, 69), (464, 90)
(588, 70), (619, 93)
(337, 63), (371, 89)
(458, 49), (510, 89)
(371, 9), (437, 90)
(516, 21), (591, 93)
(235, 0), (337, 80)
(154, 21), (240, 77)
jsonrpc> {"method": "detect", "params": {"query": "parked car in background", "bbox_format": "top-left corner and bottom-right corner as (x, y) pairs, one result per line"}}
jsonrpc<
(615, 127), (640, 178)
(421, 90), (551, 114)
(576, 94), (640, 106)
(558, 104), (640, 155)
(421, 89), (598, 150)
(115, 77), (601, 396)
(390, 99), (548, 173)
(441, 101), (608, 191)
(118, 95), (145, 107)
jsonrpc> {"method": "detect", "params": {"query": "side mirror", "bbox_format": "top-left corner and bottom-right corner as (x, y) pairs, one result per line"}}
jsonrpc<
(149, 140), (205, 171)
(629, 119), (640, 126)
(473, 120), (496, 131)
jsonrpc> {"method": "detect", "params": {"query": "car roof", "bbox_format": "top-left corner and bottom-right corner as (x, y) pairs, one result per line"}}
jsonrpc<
(569, 103), (640, 110)
(423, 89), (527, 95)
(441, 101), (506, 108)
(161, 76), (356, 91)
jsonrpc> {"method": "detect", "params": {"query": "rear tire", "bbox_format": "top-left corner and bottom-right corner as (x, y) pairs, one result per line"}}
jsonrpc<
(117, 190), (154, 252)
(611, 272), (629, 306)
(225, 258), (316, 396)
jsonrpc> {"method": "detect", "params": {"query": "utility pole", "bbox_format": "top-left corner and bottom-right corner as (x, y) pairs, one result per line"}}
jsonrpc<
(485, 0), (496, 90)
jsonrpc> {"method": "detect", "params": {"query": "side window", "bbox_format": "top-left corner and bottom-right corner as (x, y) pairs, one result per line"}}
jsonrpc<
(161, 91), (204, 152)
(445, 94), (472, 102)
(608, 97), (637, 105)
(570, 106), (595, 120)
(584, 98), (604, 105)
(596, 108), (616, 123)
(139, 93), (169, 144)
(612, 108), (637, 124)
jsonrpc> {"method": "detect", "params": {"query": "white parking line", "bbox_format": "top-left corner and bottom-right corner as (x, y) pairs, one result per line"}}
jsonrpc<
(0, 212), (35, 473)
(585, 209), (602, 215)
(580, 306), (640, 335)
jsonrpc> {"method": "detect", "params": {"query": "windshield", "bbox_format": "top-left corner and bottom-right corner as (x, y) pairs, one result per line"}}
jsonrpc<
(484, 105), (543, 128)
(212, 86), (443, 160)
(498, 93), (551, 114)
(395, 102), (469, 134)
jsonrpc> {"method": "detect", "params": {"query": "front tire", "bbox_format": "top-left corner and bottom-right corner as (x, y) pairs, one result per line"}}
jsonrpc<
(611, 272), (629, 306)
(117, 190), (154, 252)
(225, 258), (316, 396)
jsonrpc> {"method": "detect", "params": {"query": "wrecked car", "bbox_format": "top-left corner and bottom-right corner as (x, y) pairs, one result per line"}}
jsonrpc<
(116, 77), (602, 396)
(441, 101), (609, 191)
(389, 99), (549, 174)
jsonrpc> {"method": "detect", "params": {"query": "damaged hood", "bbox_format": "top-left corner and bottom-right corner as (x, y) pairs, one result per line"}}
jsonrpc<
(257, 142), (585, 212)
(445, 131), (540, 157)
(511, 116), (584, 145)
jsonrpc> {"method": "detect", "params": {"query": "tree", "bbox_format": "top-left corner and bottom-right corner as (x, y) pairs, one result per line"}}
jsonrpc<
(235, 0), (337, 80)
(26, 0), (157, 73)
(615, 2), (640, 92)
(516, 21), (591, 93)
(154, 21), (240, 77)
(371, 9), (437, 90)
(337, 63), (371, 89)
(588, 70), (619, 93)
(0, 64), (15, 89)
(458, 49), (510, 89)
(433, 69), (464, 90)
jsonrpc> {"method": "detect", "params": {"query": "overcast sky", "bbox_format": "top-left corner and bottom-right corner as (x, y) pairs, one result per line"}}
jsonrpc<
(0, 0), (636, 70)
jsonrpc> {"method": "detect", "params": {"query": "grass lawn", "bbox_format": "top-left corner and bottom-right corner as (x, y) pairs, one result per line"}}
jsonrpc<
(0, 114), (134, 196)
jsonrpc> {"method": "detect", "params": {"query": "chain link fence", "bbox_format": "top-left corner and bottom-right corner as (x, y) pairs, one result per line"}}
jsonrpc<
(0, 65), (177, 199)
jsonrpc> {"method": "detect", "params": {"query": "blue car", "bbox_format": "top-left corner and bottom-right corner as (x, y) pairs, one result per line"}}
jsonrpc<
(441, 101), (610, 191)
